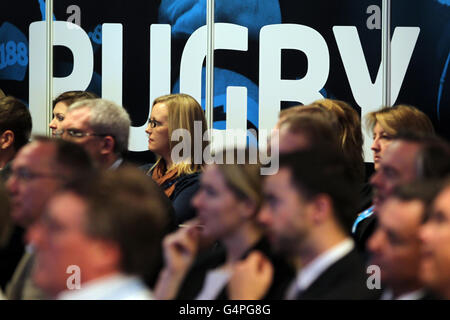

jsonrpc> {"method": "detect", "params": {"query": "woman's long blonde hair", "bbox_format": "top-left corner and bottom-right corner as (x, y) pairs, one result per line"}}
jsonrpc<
(152, 93), (208, 176)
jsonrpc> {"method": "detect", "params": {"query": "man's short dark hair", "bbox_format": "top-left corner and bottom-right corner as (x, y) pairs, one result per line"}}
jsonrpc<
(280, 113), (338, 149)
(393, 131), (450, 180)
(32, 136), (95, 181)
(391, 180), (443, 223)
(279, 145), (359, 234)
(62, 166), (173, 282)
(421, 176), (450, 223)
(0, 96), (32, 151)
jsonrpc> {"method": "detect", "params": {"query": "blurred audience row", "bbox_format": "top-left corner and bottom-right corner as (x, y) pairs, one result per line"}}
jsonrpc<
(0, 89), (450, 300)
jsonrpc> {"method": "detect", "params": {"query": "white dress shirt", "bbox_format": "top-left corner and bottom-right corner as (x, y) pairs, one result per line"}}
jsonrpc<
(57, 273), (153, 300)
(285, 238), (355, 299)
(380, 288), (426, 300)
(109, 157), (124, 170)
(195, 267), (232, 300)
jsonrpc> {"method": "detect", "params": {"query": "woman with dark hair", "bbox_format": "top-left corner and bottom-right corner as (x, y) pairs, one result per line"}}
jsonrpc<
(49, 91), (98, 137)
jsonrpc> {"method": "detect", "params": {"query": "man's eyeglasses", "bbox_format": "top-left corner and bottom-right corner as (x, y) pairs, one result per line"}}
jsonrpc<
(54, 129), (110, 139)
(148, 119), (164, 128)
(10, 167), (64, 182)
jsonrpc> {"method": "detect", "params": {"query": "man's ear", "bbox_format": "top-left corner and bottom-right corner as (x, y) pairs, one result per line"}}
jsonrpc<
(310, 194), (333, 225)
(239, 198), (258, 219)
(91, 240), (122, 273)
(0, 130), (14, 150)
(100, 136), (115, 155)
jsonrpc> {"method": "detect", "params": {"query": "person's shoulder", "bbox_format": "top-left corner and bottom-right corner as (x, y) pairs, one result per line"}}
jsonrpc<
(173, 171), (201, 191)
(353, 212), (377, 254)
(420, 290), (440, 300)
(175, 244), (226, 300)
(250, 238), (296, 300)
(193, 243), (227, 271)
(178, 171), (201, 182)
(300, 248), (381, 300)
(138, 162), (155, 174)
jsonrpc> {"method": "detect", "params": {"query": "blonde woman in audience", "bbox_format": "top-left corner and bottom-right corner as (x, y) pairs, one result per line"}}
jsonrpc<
(365, 105), (434, 171)
(351, 105), (434, 247)
(145, 93), (208, 225)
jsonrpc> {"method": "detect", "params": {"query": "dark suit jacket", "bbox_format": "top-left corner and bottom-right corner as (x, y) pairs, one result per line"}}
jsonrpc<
(176, 237), (295, 300)
(0, 224), (25, 291)
(6, 250), (48, 300)
(110, 157), (139, 170)
(358, 182), (373, 213)
(353, 214), (377, 258)
(296, 248), (381, 300)
(421, 291), (440, 300)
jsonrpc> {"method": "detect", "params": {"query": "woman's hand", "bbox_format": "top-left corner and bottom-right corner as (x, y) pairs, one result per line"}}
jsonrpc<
(164, 219), (201, 274)
(154, 219), (201, 299)
(228, 250), (274, 300)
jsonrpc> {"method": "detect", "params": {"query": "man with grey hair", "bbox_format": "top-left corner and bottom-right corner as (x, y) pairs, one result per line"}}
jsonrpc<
(59, 99), (131, 170)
